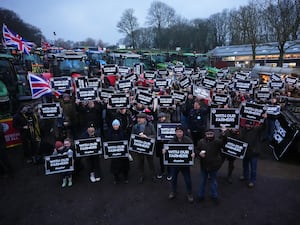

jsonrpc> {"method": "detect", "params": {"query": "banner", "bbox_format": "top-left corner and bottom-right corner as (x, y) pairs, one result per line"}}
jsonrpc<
(0, 118), (21, 148)
(102, 64), (118, 75)
(103, 140), (128, 159)
(88, 78), (101, 89)
(115, 79), (133, 92)
(179, 76), (191, 89)
(99, 88), (114, 99)
(222, 137), (248, 159)
(269, 113), (299, 160)
(171, 90), (187, 103)
(163, 144), (194, 165)
(234, 79), (252, 92)
(154, 79), (169, 89)
(129, 134), (155, 155)
(144, 71), (157, 80)
(44, 154), (74, 175)
(74, 137), (102, 157)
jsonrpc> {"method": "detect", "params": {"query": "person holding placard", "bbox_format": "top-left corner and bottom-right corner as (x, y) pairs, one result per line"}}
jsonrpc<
(131, 112), (156, 184)
(53, 140), (74, 187)
(196, 129), (223, 204)
(106, 119), (130, 184)
(165, 125), (195, 203)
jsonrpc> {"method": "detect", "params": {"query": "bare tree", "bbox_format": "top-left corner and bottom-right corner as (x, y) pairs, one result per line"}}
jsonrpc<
(262, 0), (300, 66)
(146, 1), (176, 48)
(208, 10), (230, 47)
(117, 8), (139, 49)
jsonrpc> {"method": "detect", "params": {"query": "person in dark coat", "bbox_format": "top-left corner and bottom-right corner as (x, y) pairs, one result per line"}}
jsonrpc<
(187, 100), (209, 146)
(106, 119), (130, 184)
(80, 123), (101, 183)
(165, 125), (195, 203)
(239, 117), (266, 188)
(196, 129), (224, 204)
(131, 112), (156, 184)
(0, 123), (11, 177)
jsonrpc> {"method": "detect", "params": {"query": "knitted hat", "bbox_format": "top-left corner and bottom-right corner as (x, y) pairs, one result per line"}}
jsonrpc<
(55, 141), (63, 149)
(175, 125), (184, 131)
(158, 112), (166, 118)
(112, 119), (121, 126)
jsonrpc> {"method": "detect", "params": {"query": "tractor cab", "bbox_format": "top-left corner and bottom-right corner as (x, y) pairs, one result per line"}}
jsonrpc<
(44, 51), (89, 79)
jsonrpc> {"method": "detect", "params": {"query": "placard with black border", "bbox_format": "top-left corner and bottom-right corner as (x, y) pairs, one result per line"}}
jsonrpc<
(240, 102), (266, 122)
(222, 137), (248, 159)
(50, 76), (72, 92)
(171, 90), (187, 103)
(193, 85), (210, 99)
(74, 137), (102, 157)
(210, 108), (240, 129)
(102, 64), (118, 75)
(154, 79), (169, 89)
(144, 71), (157, 80)
(129, 134), (155, 155)
(45, 154), (74, 175)
(38, 102), (62, 119)
(234, 79), (252, 92)
(212, 93), (229, 105)
(179, 76), (191, 89)
(74, 76), (88, 89)
(88, 78), (101, 89)
(157, 95), (174, 108)
(109, 93), (130, 109)
(135, 91), (153, 105)
(115, 79), (133, 91)
(103, 140), (129, 159)
(76, 87), (98, 101)
(157, 123), (180, 140)
(163, 144), (194, 165)
(99, 88), (115, 99)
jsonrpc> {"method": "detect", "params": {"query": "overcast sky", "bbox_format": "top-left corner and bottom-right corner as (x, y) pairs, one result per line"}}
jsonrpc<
(1, 0), (249, 45)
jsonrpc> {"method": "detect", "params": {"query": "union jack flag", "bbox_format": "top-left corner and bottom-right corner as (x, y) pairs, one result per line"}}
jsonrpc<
(2, 24), (34, 55)
(28, 73), (60, 99)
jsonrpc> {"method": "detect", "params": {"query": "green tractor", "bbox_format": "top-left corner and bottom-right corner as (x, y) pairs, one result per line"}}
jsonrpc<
(0, 53), (20, 119)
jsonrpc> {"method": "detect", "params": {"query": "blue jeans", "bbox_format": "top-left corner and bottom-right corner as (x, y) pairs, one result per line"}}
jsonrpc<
(242, 157), (258, 183)
(170, 166), (192, 194)
(198, 169), (218, 198)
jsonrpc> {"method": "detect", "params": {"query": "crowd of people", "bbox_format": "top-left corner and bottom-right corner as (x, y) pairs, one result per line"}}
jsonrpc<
(3, 70), (299, 204)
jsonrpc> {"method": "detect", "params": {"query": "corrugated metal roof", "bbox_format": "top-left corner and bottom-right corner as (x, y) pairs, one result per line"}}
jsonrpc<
(211, 41), (300, 57)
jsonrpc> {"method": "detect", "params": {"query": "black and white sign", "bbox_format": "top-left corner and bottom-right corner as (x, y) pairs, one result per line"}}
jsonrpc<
(201, 76), (217, 89)
(255, 90), (271, 101)
(173, 65), (185, 75)
(163, 144), (194, 165)
(154, 79), (169, 89)
(109, 93), (130, 109)
(134, 63), (144, 75)
(285, 76), (297, 85)
(115, 79), (133, 91)
(157, 123), (180, 140)
(212, 93), (229, 105)
(125, 73), (138, 81)
(38, 102), (62, 119)
(193, 85), (210, 99)
(179, 76), (191, 89)
(271, 73), (282, 81)
(50, 76), (72, 92)
(129, 134), (155, 155)
(102, 64), (118, 75)
(74, 76), (88, 89)
(234, 80), (252, 92)
(103, 140), (129, 159)
(99, 88), (115, 99)
(269, 80), (284, 89)
(222, 137), (248, 159)
(45, 154), (74, 175)
(183, 68), (194, 76)
(157, 69), (169, 77)
(216, 82), (226, 90)
(210, 108), (240, 129)
(135, 91), (153, 105)
(157, 95), (174, 108)
(118, 66), (131, 76)
(240, 102), (266, 122)
(234, 72), (249, 80)
(76, 87), (98, 101)
(88, 78), (101, 89)
(144, 71), (157, 80)
(171, 90), (187, 103)
(74, 137), (102, 157)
